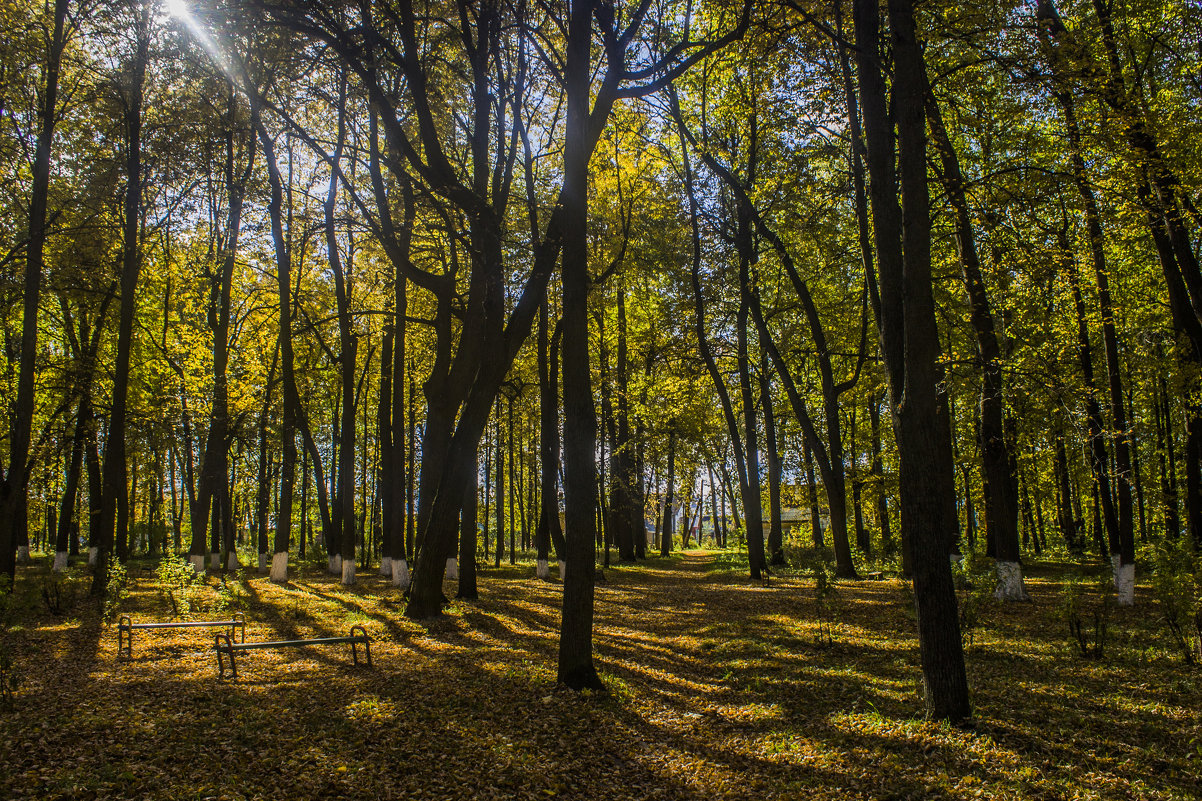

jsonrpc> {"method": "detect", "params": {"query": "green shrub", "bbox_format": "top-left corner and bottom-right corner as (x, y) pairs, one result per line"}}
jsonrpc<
(155, 553), (202, 619)
(1151, 540), (1202, 665)
(952, 551), (995, 648)
(1061, 571), (1109, 659)
(41, 570), (86, 616)
(102, 559), (129, 624)
(811, 561), (839, 646)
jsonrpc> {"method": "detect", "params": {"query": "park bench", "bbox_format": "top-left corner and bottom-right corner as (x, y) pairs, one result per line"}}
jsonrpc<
(213, 625), (372, 679)
(118, 613), (246, 659)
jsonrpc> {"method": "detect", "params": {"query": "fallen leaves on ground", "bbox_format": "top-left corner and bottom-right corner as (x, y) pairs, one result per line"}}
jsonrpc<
(1, 552), (1199, 800)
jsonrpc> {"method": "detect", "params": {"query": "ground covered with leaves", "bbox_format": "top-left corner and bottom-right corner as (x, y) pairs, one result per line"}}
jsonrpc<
(1, 550), (1199, 800)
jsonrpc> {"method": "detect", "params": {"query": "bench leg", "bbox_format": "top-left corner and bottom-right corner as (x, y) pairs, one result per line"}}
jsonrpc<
(118, 616), (132, 659)
(215, 634), (237, 680)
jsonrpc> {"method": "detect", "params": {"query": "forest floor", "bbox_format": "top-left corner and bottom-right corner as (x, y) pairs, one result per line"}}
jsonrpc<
(0, 549), (1199, 800)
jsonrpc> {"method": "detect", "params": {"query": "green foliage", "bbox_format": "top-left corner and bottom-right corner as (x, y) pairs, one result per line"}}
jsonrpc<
(811, 560), (839, 647)
(102, 559), (129, 624)
(213, 571), (246, 614)
(155, 553), (202, 619)
(1151, 540), (1202, 665)
(952, 552), (995, 649)
(1060, 571), (1110, 660)
(41, 570), (85, 616)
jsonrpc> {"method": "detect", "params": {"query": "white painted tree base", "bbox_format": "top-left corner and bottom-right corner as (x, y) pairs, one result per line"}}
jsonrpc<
(341, 559), (356, 586)
(329, 554), (342, 575)
(189, 554), (205, 574)
(1116, 559), (1135, 606)
(210, 553), (220, 570)
(88, 547), (98, 567)
(993, 561), (1030, 601)
(17, 546), (30, 564)
(392, 559), (410, 589)
(445, 557), (459, 581)
(536, 559), (550, 580)
(53, 552), (68, 572)
(380, 556), (392, 577)
(558, 560), (567, 581)
(225, 553), (240, 571)
(270, 551), (289, 583)
(258, 553), (268, 573)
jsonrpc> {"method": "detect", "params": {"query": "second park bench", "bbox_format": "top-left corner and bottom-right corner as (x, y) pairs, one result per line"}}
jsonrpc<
(213, 625), (372, 679)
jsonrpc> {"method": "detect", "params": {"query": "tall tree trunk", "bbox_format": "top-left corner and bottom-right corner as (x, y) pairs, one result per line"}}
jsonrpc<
(925, 94), (1024, 599)
(736, 281), (766, 580)
(1, 0), (69, 582)
(536, 301), (561, 577)
(255, 106), (299, 583)
(458, 447), (479, 599)
(1065, 246), (1121, 560)
(93, 1), (151, 595)
(761, 360), (784, 566)
(54, 403), (87, 571)
(1054, 434), (1079, 549)
(661, 427), (676, 558)
(869, 392), (893, 558)
(855, 0), (970, 721)
(557, 0), (603, 691)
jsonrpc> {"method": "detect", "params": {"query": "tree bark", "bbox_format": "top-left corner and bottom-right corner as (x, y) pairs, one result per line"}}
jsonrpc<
(855, 0), (970, 721)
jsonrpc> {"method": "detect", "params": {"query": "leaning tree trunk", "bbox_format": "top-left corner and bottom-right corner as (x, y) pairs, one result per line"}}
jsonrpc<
(925, 95), (1024, 600)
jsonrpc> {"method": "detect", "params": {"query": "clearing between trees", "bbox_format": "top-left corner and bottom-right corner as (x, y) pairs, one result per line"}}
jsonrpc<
(1, 552), (1198, 800)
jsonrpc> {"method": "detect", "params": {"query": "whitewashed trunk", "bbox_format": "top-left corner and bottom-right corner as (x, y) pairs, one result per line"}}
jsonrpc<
(445, 557), (459, 581)
(225, 552), (240, 571)
(189, 553), (206, 574)
(993, 561), (1030, 602)
(210, 553), (220, 570)
(88, 547), (98, 567)
(558, 560), (567, 581)
(53, 551), (68, 572)
(329, 553), (342, 575)
(1115, 558), (1135, 606)
(379, 556), (393, 577)
(536, 559), (550, 580)
(257, 553), (268, 573)
(341, 559), (356, 586)
(392, 558), (410, 589)
(16, 546), (30, 564)
(270, 551), (289, 583)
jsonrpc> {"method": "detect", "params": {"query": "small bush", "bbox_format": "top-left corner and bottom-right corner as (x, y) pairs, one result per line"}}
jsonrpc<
(41, 571), (85, 616)
(953, 551), (995, 648)
(1151, 540), (1202, 665)
(811, 561), (839, 646)
(155, 553), (202, 619)
(1061, 572), (1110, 659)
(102, 559), (129, 624)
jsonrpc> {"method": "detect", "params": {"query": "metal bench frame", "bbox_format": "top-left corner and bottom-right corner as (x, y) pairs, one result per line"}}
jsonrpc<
(118, 613), (246, 659)
(214, 625), (372, 679)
